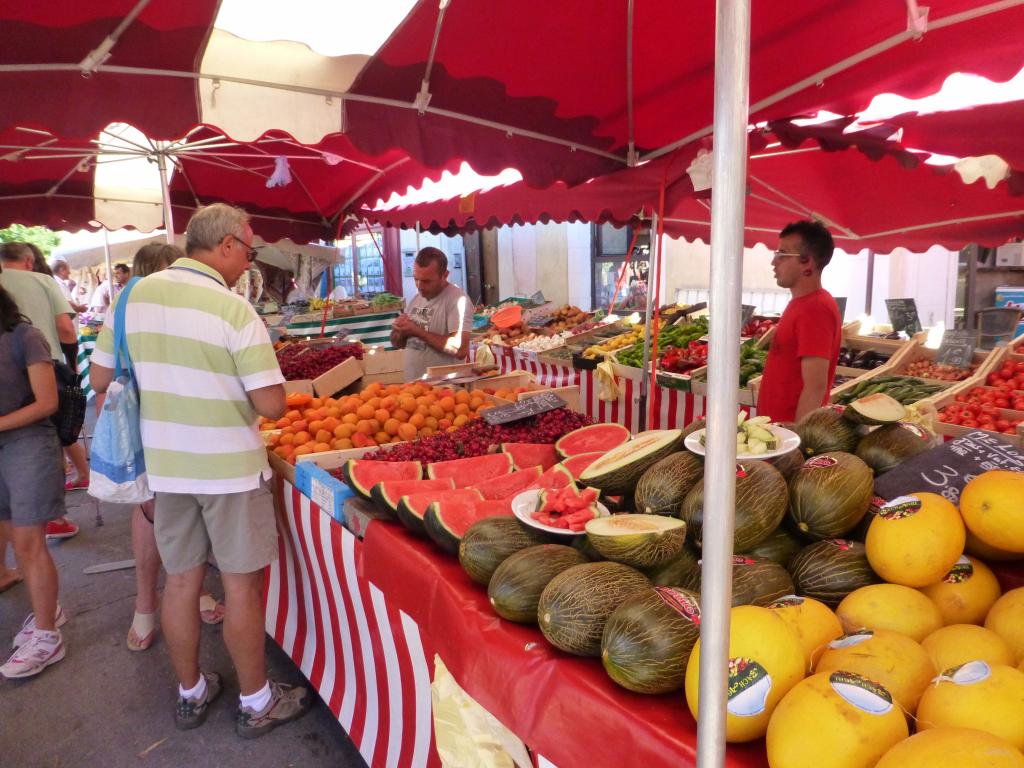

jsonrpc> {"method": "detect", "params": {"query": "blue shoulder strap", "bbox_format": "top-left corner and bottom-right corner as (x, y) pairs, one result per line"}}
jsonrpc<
(113, 277), (142, 379)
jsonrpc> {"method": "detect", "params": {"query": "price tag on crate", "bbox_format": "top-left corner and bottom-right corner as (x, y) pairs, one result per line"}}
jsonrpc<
(482, 392), (567, 425)
(310, 477), (335, 517)
(934, 329), (976, 369)
(741, 304), (756, 326)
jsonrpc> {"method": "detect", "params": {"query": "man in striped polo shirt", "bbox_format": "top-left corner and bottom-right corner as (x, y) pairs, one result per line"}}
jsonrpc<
(90, 204), (311, 738)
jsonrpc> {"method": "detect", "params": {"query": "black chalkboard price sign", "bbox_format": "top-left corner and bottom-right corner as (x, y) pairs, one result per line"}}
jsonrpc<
(885, 298), (922, 334)
(482, 392), (567, 425)
(934, 329), (976, 369)
(834, 296), (848, 319)
(740, 304), (756, 326)
(874, 430), (1024, 506)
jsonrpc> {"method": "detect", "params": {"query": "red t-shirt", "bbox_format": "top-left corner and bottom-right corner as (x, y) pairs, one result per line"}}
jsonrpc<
(756, 289), (842, 422)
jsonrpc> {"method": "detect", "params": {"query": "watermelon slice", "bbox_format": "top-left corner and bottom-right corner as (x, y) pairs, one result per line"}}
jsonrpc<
(560, 451), (605, 480)
(501, 443), (559, 471)
(342, 459), (423, 499)
(424, 498), (515, 555)
(555, 423), (631, 458)
(396, 489), (483, 536)
(370, 478), (455, 516)
(468, 467), (542, 500)
(427, 453), (514, 487)
(527, 464), (575, 491)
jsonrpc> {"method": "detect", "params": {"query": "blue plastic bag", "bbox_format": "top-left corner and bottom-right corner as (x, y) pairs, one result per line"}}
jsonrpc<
(88, 278), (153, 503)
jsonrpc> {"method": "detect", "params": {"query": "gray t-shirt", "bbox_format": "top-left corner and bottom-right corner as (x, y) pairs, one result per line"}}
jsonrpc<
(0, 322), (56, 441)
(0, 269), (73, 364)
(402, 282), (473, 380)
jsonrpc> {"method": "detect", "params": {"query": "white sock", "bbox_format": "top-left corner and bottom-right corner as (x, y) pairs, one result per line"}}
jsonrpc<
(179, 673), (208, 702)
(34, 629), (60, 646)
(239, 681), (272, 712)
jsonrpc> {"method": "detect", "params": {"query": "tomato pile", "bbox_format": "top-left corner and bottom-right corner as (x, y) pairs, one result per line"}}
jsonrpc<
(937, 369), (1024, 434)
(903, 359), (974, 381)
(741, 318), (775, 338)
(985, 359), (1024, 389)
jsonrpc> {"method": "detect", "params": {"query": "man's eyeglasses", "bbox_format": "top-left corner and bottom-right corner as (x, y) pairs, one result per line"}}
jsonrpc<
(229, 234), (259, 263)
(772, 250), (803, 261)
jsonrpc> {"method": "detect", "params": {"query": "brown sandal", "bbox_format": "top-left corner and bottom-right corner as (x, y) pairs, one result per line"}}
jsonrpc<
(127, 611), (158, 652)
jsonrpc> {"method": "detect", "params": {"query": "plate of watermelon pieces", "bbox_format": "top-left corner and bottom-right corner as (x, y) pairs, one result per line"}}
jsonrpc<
(512, 486), (611, 537)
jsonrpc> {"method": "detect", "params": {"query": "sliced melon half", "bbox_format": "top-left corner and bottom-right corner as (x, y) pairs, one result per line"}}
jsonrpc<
(579, 429), (683, 494)
(843, 393), (907, 426)
(584, 514), (687, 569)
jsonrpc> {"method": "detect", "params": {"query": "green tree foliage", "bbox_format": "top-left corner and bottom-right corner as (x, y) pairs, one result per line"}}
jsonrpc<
(0, 225), (61, 256)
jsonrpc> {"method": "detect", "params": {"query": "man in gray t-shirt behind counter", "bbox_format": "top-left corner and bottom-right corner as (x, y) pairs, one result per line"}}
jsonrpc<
(390, 247), (473, 381)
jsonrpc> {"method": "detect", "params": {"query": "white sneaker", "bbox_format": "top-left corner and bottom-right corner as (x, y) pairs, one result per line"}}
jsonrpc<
(1, 631), (66, 679)
(12, 604), (67, 649)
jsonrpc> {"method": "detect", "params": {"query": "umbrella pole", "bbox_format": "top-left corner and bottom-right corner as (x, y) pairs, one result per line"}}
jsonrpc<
(157, 150), (175, 245)
(638, 215), (660, 432)
(102, 230), (113, 298)
(697, 0), (750, 766)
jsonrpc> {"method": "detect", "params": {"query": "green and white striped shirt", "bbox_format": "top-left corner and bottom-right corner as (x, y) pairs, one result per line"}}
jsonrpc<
(93, 258), (284, 494)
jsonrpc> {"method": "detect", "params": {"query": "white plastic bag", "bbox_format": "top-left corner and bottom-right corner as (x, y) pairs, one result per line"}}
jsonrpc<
(88, 376), (153, 504)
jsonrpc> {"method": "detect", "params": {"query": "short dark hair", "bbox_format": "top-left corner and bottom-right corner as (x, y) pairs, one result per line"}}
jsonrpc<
(1, 242), (32, 263)
(113, 263), (130, 274)
(780, 220), (834, 270)
(133, 243), (183, 278)
(414, 246), (447, 273)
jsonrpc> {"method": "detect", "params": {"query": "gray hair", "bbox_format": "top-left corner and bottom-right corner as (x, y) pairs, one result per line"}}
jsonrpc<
(185, 203), (251, 255)
(49, 257), (69, 272)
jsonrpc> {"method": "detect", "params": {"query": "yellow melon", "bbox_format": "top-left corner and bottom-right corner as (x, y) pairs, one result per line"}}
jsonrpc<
(836, 583), (943, 642)
(766, 595), (843, 673)
(766, 671), (908, 768)
(876, 728), (1024, 768)
(815, 628), (934, 714)
(965, 528), (1024, 563)
(959, 470), (1024, 553)
(921, 624), (1016, 673)
(916, 661), (1024, 750)
(685, 605), (805, 743)
(918, 555), (1002, 626)
(865, 492), (965, 587)
(985, 587), (1024, 663)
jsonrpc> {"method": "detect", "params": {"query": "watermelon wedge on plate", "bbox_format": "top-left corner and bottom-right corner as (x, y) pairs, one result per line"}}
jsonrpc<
(427, 453), (514, 487)
(560, 451), (605, 480)
(501, 443), (559, 471)
(469, 467), (542, 500)
(527, 464), (575, 491)
(370, 478), (455, 516)
(396, 489), (483, 536)
(424, 498), (515, 555)
(342, 460), (423, 499)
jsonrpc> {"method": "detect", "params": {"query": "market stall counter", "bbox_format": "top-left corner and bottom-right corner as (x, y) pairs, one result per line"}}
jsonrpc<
(267, 478), (770, 768)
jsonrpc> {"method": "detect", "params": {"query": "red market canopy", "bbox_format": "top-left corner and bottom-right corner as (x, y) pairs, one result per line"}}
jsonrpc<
(345, 0), (1024, 186)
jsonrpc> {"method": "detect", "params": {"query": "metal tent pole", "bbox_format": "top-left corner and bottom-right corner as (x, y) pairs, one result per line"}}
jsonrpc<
(697, 0), (751, 765)
(638, 215), (659, 433)
(156, 150), (175, 245)
(102, 229), (114, 296)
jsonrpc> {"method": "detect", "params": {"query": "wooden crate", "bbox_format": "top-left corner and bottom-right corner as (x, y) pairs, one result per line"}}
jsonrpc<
(922, 384), (1024, 448)
(278, 341), (365, 397)
(360, 346), (404, 376)
(885, 340), (1005, 382)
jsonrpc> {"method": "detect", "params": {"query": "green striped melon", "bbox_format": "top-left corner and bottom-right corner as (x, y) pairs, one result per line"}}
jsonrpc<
(643, 546), (700, 589)
(633, 452), (704, 517)
(788, 452), (874, 540)
(487, 544), (587, 623)
(684, 555), (794, 608)
(538, 562), (651, 656)
(458, 518), (550, 586)
(579, 429), (682, 495)
(680, 460), (788, 552)
(601, 587), (701, 693)
(787, 539), (880, 608)
(744, 526), (803, 566)
(795, 407), (859, 457)
(584, 514), (687, 569)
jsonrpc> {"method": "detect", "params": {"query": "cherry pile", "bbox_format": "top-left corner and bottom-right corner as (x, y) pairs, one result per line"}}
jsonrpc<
(351, 407), (593, 466)
(278, 343), (364, 381)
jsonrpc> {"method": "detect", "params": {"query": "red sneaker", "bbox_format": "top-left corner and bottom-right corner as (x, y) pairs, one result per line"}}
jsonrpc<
(45, 519), (79, 540)
(64, 479), (88, 491)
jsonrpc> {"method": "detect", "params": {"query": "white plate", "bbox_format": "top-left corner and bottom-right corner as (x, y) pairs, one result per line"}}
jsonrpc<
(511, 488), (611, 537)
(684, 425), (800, 460)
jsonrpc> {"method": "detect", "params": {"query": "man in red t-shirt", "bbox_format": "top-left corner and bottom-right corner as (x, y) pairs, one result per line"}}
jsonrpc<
(756, 220), (842, 423)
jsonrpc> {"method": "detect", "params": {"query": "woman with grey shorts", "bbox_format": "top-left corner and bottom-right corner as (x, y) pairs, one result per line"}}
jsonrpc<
(0, 275), (66, 678)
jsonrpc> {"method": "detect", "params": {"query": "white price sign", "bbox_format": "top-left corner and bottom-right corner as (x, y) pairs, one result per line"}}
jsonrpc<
(310, 477), (334, 515)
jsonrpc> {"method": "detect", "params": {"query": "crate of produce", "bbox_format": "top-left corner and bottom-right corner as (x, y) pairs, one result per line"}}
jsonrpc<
(926, 381), (1024, 448)
(840, 321), (917, 353)
(276, 340), (365, 398)
(689, 341), (767, 400)
(477, 381), (583, 413)
(830, 371), (954, 407)
(613, 316), (709, 372)
(885, 339), (1005, 383)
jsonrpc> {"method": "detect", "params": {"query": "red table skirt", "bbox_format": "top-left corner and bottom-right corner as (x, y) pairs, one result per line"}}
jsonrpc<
(265, 479), (769, 768)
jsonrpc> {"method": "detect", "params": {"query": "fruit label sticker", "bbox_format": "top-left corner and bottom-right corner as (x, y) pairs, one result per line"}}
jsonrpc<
(732, 556), (756, 566)
(826, 404), (846, 414)
(825, 539), (852, 551)
(898, 423), (929, 440)
(726, 658), (772, 717)
(867, 496), (887, 516)
(655, 587), (701, 625)
(878, 495), (922, 520)
(829, 671), (893, 715)
(936, 660), (991, 686)
(943, 555), (973, 584)
(828, 630), (874, 649)
(767, 595), (804, 609)
(803, 456), (838, 469)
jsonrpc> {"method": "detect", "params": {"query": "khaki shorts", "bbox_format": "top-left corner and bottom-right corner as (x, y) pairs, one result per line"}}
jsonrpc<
(154, 481), (278, 575)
